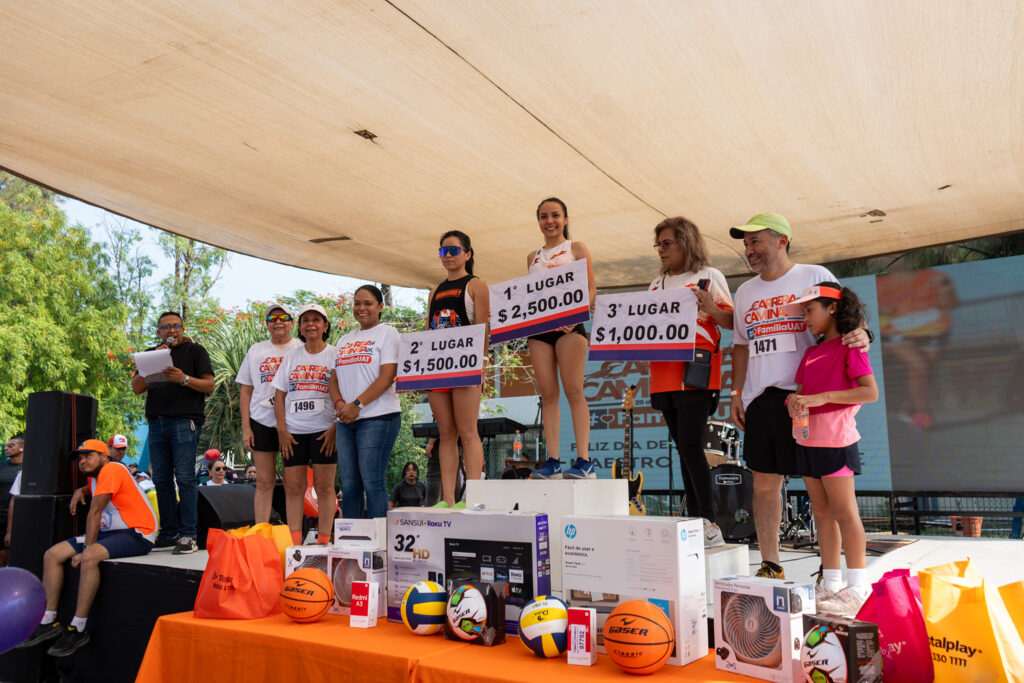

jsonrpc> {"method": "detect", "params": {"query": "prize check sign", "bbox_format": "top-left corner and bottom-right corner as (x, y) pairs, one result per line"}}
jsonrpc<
(589, 289), (698, 361)
(395, 324), (486, 391)
(489, 259), (590, 344)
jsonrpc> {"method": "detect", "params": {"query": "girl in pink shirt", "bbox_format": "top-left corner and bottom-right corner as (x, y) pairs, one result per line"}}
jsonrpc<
(787, 282), (878, 615)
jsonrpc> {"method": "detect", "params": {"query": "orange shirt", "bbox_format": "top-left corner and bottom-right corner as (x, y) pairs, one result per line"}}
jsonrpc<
(94, 461), (158, 540)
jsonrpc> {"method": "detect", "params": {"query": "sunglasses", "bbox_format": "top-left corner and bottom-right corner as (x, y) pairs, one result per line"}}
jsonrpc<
(266, 314), (293, 323)
(438, 246), (464, 257)
(211, 467), (225, 472)
(158, 323), (183, 331)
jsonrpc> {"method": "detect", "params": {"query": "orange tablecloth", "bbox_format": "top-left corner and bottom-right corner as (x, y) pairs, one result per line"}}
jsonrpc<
(138, 612), (751, 682)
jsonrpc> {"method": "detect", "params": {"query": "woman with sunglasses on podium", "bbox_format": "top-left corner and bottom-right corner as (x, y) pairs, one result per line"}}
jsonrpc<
(236, 304), (302, 522)
(426, 231), (489, 507)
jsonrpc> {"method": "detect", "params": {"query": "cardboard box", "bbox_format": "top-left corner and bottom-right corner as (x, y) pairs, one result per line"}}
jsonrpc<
(349, 580), (379, 628)
(386, 507), (550, 635)
(800, 614), (882, 683)
(465, 479), (627, 593)
(713, 576), (816, 682)
(561, 515), (707, 667)
(705, 544), (750, 606)
(568, 607), (597, 666)
(284, 545), (329, 577)
(333, 517), (386, 549)
(328, 547), (387, 617)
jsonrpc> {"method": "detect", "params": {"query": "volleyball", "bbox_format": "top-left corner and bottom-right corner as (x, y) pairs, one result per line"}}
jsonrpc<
(517, 596), (569, 657)
(446, 584), (488, 641)
(602, 600), (675, 675)
(401, 580), (447, 635)
(801, 625), (848, 683)
(280, 568), (333, 623)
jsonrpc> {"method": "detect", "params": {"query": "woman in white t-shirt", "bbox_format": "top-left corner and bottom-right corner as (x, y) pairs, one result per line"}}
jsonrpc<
(328, 285), (401, 519)
(203, 459), (230, 486)
(527, 197), (598, 480)
(272, 304), (337, 545)
(236, 303), (302, 523)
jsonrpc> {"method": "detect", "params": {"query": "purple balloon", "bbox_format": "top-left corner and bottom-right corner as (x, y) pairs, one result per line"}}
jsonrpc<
(0, 567), (47, 654)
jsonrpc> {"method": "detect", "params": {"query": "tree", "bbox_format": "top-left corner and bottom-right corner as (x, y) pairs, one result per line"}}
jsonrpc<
(157, 233), (228, 323)
(0, 173), (141, 441)
(103, 217), (156, 346)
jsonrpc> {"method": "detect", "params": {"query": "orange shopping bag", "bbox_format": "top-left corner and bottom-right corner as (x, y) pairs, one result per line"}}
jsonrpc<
(243, 522), (293, 575)
(1000, 581), (1024, 643)
(919, 559), (1024, 682)
(194, 528), (283, 619)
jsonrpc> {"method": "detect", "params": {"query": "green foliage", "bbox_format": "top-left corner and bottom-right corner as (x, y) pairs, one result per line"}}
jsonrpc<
(103, 218), (156, 347)
(157, 233), (228, 324)
(0, 173), (141, 442)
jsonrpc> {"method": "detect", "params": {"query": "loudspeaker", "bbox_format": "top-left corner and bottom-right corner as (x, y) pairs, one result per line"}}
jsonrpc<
(21, 391), (98, 496)
(8, 494), (76, 578)
(196, 485), (256, 549)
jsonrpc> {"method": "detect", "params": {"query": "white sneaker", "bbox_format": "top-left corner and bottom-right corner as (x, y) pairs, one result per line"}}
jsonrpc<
(816, 585), (870, 617)
(703, 519), (725, 548)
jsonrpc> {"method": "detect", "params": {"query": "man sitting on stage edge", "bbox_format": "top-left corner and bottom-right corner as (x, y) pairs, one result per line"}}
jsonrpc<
(729, 213), (869, 580)
(19, 439), (158, 657)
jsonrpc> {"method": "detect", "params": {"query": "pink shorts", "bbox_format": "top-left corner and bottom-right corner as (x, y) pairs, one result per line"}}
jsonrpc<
(824, 465), (855, 477)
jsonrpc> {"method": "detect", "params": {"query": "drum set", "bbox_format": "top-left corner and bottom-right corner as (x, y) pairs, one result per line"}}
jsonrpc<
(699, 421), (815, 546)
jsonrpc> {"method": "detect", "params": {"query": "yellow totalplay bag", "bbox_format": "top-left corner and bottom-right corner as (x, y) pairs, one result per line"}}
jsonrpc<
(999, 581), (1024, 644)
(242, 522), (293, 574)
(919, 559), (1024, 682)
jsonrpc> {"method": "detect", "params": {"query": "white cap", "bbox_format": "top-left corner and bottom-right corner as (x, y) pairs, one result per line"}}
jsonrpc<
(296, 303), (329, 321)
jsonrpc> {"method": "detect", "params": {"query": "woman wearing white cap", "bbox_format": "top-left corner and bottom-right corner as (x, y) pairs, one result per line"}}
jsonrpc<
(272, 304), (337, 545)
(236, 303), (302, 524)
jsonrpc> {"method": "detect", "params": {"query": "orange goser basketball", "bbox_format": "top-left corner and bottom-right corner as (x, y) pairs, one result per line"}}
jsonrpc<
(280, 567), (333, 623)
(602, 600), (675, 675)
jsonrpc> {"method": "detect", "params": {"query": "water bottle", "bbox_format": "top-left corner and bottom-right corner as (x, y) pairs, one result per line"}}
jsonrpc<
(513, 430), (523, 460)
(792, 408), (810, 441)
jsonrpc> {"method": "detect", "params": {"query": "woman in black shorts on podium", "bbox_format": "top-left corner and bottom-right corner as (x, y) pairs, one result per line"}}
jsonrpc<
(427, 230), (490, 507)
(527, 198), (597, 480)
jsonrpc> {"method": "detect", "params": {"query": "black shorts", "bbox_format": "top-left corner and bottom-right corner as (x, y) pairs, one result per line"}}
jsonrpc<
(528, 324), (588, 347)
(283, 430), (338, 467)
(743, 387), (798, 476)
(796, 443), (862, 478)
(250, 418), (280, 453)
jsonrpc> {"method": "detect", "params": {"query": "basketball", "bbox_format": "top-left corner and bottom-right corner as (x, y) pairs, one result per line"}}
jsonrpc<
(446, 584), (488, 641)
(280, 568), (333, 623)
(602, 600), (675, 675)
(518, 596), (569, 657)
(401, 580), (447, 635)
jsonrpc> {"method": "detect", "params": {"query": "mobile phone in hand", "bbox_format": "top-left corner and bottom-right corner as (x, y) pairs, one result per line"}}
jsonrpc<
(697, 278), (710, 291)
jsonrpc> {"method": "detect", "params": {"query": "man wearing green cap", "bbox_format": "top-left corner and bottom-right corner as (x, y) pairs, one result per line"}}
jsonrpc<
(729, 213), (869, 579)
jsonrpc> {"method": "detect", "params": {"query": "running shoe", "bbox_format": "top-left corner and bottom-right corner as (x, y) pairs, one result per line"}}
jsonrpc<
(17, 621), (62, 648)
(452, 501), (466, 509)
(153, 534), (180, 551)
(703, 520), (725, 548)
(47, 627), (90, 657)
(172, 536), (198, 555)
(530, 458), (563, 480)
(816, 585), (870, 617)
(563, 457), (596, 480)
(754, 561), (786, 579)
(431, 501), (450, 508)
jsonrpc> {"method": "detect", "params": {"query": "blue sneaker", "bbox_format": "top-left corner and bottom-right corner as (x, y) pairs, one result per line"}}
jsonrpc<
(563, 457), (596, 479)
(530, 458), (562, 479)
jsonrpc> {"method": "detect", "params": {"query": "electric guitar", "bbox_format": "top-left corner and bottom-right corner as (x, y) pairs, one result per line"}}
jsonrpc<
(610, 385), (645, 515)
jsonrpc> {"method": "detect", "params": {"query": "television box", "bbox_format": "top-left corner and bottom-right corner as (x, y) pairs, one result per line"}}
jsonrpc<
(713, 576), (816, 682)
(801, 614), (882, 683)
(386, 507), (550, 635)
(465, 479), (627, 593)
(561, 515), (707, 667)
(327, 547), (387, 617)
(284, 545), (329, 578)
(333, 517), (386, 549)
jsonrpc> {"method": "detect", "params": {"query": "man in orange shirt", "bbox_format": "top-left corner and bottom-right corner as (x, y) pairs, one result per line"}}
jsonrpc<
(18, 439), (157, 657)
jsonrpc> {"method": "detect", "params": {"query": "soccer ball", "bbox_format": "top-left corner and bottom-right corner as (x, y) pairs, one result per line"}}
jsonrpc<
(800, 625), (848, 683)
(446, 585), (488, 641)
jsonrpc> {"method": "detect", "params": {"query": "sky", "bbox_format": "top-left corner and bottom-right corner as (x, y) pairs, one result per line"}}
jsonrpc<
(60, 197), (428, 310)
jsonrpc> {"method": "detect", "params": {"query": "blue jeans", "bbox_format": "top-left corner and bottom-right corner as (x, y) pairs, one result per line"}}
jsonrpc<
(337, 413), (400, 519)
(148, 417), (201, 539)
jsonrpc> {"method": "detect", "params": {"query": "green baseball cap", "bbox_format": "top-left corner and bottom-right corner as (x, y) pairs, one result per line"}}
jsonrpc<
(730, 212), (792, 240)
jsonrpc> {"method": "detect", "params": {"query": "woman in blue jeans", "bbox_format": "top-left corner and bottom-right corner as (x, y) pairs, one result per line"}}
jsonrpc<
(329, 285), (402, 518)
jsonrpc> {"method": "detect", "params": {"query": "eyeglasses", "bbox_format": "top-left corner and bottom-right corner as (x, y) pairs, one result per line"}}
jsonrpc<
(266, 314), (293, 323)
(439, 246), (464, 257)
(211, 467), (225, 472)
(653, 240), (677, 250)
(158, 323), (183, 331)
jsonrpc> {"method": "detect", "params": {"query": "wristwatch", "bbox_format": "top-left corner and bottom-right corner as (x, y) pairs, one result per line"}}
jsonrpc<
(865, 328), (875, 343)
(182, 375), (190, 386)
(352, 398), (363, 408)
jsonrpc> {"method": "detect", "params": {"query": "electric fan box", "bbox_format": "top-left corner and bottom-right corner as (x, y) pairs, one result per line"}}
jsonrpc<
(464, 479), (627, 593)
(386, 508), (550, 635)
(284, 545), (330, 578)
(800, 614), (882, 683)
(328, 547), (387, 617)
(560, 515), (707, 667)
(713, 576), (816, 682)
(333, 517), (387, 549)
